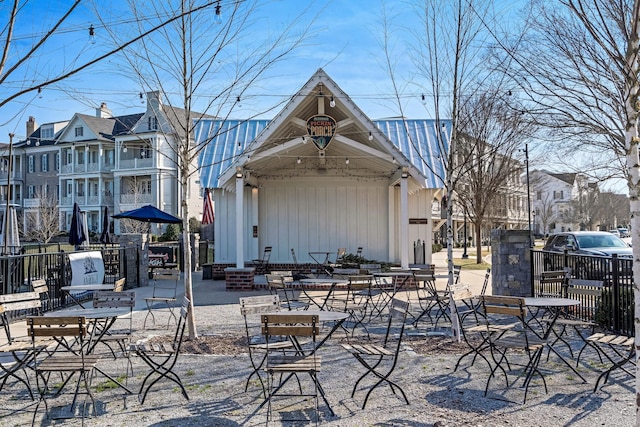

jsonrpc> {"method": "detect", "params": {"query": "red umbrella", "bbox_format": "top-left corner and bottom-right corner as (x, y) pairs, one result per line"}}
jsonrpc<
(202, 189), (214, 225)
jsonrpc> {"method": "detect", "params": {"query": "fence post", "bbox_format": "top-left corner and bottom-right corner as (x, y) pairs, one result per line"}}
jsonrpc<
(611, 254), (620, 332)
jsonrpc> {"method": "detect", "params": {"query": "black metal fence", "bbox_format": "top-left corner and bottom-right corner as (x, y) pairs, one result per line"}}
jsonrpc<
(0, 246), (128, 316)
(531, 249), (634, 336)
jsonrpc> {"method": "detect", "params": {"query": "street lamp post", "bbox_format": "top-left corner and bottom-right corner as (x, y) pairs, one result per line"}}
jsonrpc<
(3, 133), (13, 256)
(462, 207), (468, 259)
(523, 143), (532, 247)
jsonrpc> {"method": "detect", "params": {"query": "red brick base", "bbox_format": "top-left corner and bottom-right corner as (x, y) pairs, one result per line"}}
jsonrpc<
(224, 268), (255, 291)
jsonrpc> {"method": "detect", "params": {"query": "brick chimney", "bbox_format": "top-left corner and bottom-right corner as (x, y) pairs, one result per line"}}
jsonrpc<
(96, 102), (112, 118)
(26, 116), (36, 137)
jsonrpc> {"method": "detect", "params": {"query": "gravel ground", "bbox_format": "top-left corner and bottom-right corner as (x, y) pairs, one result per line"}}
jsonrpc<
(0, 292), (635, 426)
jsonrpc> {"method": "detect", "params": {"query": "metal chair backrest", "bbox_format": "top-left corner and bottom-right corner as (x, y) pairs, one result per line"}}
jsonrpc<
(0, 292), (42, 342)
(239, 295), (281, 317)
(539, 268), (570, 297)
(480, 295), (528, 319)
(152, 269), (180, 299)
(260, 247), (272, 263)
(261, 313), (320, 339)
(31, 279), (50, 311)
(93, 290), (135, 309)
(566, 278), (603, 319)
(382, 298), (410, 349)
(27, 315), (88, 353)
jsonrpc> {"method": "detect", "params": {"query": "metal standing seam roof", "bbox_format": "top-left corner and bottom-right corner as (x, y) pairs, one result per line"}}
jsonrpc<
(195, 118), (450, 189)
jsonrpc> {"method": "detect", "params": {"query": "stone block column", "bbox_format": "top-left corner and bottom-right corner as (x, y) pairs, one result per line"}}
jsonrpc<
(491, 229), (531, 297)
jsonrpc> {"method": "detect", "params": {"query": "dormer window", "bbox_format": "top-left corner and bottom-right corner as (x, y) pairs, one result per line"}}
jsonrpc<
(148, 116), (158, 130)
(75, 126), (83, 137)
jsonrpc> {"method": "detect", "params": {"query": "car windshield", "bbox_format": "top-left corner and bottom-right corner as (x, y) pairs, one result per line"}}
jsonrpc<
(577, 234), (628, 249)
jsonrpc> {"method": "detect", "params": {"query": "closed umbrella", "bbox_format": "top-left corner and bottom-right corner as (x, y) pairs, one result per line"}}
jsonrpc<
(1, 205), (20, 255)
(69, 202), (86, 248)
(100, 206), (111, 244)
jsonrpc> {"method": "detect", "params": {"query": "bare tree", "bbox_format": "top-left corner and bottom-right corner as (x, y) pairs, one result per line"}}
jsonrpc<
(23, 187), (61, 243)
(379, 0), (519, 338)
(0, 1), (220, 126)
(102, 0), (316, 339)
(502, 0), (640, 417)
(535, 193), (556, 235)
(456, 91), (534, 263)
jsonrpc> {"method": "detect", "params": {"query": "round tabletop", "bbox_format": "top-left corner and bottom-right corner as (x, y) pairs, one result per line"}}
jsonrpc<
(265, 310), (349, 322)
(372, 272), (413, 276)
(524, 297), (581, 307)
(44, 307), (130, 319)
(300, 278), (347, 284)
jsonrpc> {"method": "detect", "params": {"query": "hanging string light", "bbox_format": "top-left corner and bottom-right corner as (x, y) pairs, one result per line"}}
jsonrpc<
(214, 1), (222, 24)
(88, 24), (96, 44)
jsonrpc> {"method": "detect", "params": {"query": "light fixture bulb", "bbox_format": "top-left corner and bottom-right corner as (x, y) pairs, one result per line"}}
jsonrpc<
(368, 132), (373, 141)
(35, 141), (40, 146)
(139, 93), (144, 104)
(302, 136), (307, 144)
(329, 96), (335, 108)
(88, 25), (96, 44)
(122, 145), (127, 153)
(345, 158), (349, 165)
(214, 2), (222, 24)
(297, 157), (301, 164)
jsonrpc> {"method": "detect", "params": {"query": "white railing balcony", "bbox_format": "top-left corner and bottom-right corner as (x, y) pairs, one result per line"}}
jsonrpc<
(88, 195), (99, 205)
(87, 162), (99, 172)
(119, 158), (153, 169)
(120, 193), (153, 204)
(62, 164), (73, 174)
(61, 196), (73, 206)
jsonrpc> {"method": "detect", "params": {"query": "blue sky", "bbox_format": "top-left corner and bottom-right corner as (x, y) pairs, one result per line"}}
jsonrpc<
(0, 0), (527, 138)
(0, 0), (423, 140)
(0, 0), (625, 193)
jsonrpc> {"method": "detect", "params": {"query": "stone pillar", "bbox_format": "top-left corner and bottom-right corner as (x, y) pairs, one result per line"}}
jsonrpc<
(121, 233), (149, 288)
(225, 267), (255, 291)
(491, 229), (531, 297)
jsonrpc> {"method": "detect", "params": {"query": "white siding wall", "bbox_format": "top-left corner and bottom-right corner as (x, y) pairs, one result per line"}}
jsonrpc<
(213, 177), (436, 265)
(260, 177), (388, 263)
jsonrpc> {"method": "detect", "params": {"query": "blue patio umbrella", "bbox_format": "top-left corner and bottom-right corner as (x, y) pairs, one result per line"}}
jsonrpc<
(99, 206), (111, 244)
(112, 205), (182, 224)
(69, 202), (86, 247)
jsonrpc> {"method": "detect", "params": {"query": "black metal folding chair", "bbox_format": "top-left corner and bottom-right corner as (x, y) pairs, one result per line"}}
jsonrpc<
(266, 273), (308, 311)
(143, 269), (180, 329)
(0, 292), (48, 400)
(481, 295), (547, 404)
(340, 298), (410, 409)
(252, 246), (272, 275)
(262, 313), (325, 424)
(238, 295), (296, 398)
(130, 297), (190, 404)
(28, 316), (100, 423)
(586, 333), (635, 392)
